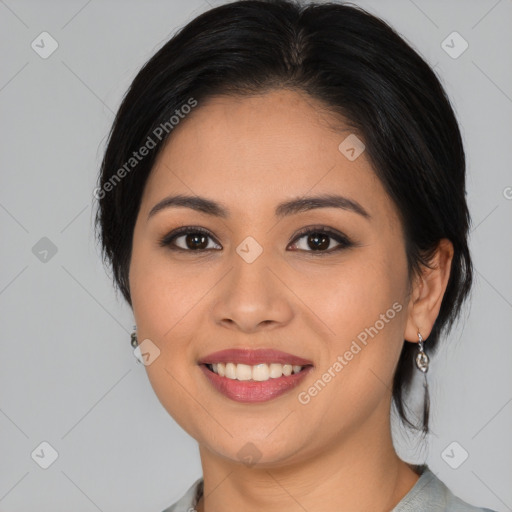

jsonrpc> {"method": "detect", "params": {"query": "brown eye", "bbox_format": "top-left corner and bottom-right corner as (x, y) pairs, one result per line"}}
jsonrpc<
(159, 227), (221, 252)
(179, 232), (209, 250)
(159, 225), (353, 255)
(303, 232), (331, 251)
(288, 227), (353, 254)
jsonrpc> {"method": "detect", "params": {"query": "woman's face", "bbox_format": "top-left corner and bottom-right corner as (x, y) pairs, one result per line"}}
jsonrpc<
(129, 88), (414, 466)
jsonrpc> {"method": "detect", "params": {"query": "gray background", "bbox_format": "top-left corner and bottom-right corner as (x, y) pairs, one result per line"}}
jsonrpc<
(1, 0), (511, 510)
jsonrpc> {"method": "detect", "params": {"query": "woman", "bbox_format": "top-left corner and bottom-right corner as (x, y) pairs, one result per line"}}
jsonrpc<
(94, 1), (497, 510)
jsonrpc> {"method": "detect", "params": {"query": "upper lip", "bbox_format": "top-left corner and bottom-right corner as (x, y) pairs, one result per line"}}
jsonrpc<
(198, 348), (313, 366)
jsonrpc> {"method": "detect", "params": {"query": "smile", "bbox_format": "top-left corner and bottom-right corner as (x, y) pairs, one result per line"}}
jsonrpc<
(198, 348), (314, 403)
(207, 362), (304, 381)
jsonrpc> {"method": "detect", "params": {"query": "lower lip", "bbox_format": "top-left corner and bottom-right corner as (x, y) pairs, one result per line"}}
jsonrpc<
(199, 364), (313, 403)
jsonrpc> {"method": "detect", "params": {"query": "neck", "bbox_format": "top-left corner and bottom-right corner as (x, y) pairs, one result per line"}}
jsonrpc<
(195, 403), (420, 512)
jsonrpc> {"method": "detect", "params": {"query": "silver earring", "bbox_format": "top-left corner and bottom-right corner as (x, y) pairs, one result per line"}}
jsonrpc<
(130, 325), (138, 348)
(415, 332), (429, 373)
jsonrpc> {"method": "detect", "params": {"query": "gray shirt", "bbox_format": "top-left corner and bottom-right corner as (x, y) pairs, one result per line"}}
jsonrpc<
(162, 465), (496, 512)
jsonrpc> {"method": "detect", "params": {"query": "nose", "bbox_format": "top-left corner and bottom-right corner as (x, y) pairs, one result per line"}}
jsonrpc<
(210, 249), (294, 334)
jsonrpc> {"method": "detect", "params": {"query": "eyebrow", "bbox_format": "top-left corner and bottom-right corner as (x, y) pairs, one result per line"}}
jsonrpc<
(147, 193), (371, 220)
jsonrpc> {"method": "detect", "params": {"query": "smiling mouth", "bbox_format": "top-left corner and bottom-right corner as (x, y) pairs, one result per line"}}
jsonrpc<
(204, 362), (309, 381)
(199, 362), (313, 403)
(198, 348), (314, 402)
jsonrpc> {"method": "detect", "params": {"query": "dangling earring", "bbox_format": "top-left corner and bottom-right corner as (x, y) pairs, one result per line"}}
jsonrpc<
(130, 325), (138, 348)
(415, 331), (429, 373)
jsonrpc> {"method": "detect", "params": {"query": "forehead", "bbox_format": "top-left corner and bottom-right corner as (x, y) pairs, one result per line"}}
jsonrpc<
(142, 89), (392, 225)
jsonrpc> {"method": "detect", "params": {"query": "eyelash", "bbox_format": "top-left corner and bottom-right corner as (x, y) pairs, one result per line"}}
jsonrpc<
(158, 225), (354, 255)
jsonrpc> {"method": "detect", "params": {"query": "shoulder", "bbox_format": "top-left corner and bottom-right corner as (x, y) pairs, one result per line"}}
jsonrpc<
(161, 477), (203, 512)
(393, 465), (497, 512)
(161, 469), (497, 512)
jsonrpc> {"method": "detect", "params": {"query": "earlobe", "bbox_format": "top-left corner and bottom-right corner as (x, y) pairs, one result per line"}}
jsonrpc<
(404, 238), (454, 343)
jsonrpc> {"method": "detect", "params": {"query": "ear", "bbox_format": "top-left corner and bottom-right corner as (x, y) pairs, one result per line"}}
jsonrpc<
(404, 238), (454, 343)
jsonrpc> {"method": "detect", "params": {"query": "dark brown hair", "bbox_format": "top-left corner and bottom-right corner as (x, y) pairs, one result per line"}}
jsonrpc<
(94, 0), (473, 434)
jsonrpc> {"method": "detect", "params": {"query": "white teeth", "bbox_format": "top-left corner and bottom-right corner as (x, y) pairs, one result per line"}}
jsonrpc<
(208, 362), (305, 381)
(282, 364), (292, 376)
(252, 364), (270, 381)
(225, 362), (237, 379)
(236, 363), (252, 381)
(269, 363), (283, 378)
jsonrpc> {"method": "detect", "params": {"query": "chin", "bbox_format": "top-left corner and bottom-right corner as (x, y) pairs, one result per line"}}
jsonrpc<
(198, 427), (314, 469)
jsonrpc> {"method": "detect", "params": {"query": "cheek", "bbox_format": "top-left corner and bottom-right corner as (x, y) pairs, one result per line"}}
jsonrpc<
(129, 233), (197, 340)
(130, 272), (209, 440)
(313, 250), (408, 409)
(290, 247), (407, 340)
(129, 235), (238, 431)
